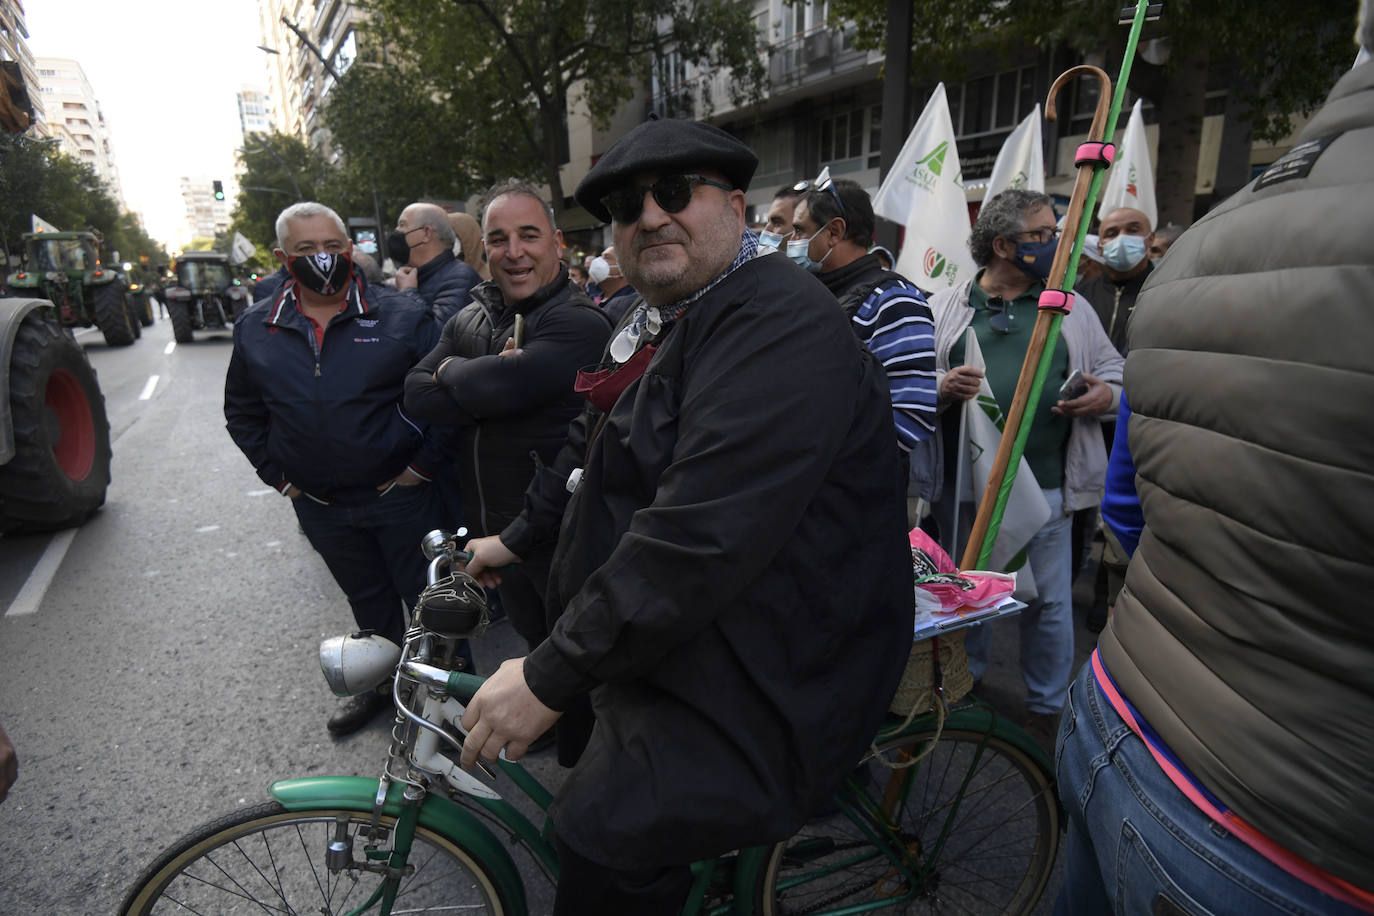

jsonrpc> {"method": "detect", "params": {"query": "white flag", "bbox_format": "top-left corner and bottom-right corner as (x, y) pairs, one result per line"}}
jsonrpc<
(986, 104), (1045, 198)
(1098, 99), (1157, 227)
(873, 84), (976, 291)
(958, 330), (1051, 573)
(230, 232), (257, 265)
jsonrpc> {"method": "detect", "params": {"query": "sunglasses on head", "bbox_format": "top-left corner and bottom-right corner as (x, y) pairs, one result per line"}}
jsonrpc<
(793, 166), (845, 218)
(986, 296), (1014, 334)
(601, 173), (733, 224)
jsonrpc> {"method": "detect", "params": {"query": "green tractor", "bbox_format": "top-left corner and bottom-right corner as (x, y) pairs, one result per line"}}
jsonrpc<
(0, 65), (111, 532)
(162, 251), (250, 342)
(5, 231), (142, 346)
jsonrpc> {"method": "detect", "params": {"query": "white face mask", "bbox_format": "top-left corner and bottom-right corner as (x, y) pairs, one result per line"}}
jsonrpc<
(588, 256), (617, 284)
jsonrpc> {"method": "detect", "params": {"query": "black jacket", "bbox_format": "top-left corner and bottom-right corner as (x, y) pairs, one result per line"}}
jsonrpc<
(404, 266), (611, 537)
(224, 278), (444, 503)
(403, 249), (481, 324)
(1076, 260), (1152, 355)
(503, 253), (914, 869)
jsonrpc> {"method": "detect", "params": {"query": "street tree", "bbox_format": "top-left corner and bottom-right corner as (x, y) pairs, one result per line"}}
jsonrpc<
(0, 131), (165, 270)
(830, 0), (1360, 226)
(230, 131), (347, 249)
(347, 0), (768, 209)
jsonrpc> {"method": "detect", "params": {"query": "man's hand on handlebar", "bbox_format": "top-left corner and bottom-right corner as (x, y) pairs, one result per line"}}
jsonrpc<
(459, 658), (561, 769)
(460, 536), (521, 588)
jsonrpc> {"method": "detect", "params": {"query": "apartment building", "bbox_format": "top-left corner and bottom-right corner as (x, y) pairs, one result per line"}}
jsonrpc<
(237, 85), (274, 144)
(34, 57), (125, 206)
(257, 0), (364, 147)
(0, 0), (43, 134)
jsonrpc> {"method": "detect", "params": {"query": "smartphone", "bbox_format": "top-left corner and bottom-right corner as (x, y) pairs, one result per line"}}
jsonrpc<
(1059, 368), (1089, 401)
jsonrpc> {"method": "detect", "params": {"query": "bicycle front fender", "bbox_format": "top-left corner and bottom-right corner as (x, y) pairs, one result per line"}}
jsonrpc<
(270, 775), (527, 914)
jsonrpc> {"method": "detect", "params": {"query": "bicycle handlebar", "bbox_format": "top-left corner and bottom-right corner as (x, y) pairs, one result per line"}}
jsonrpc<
(447, 671), (485, 701)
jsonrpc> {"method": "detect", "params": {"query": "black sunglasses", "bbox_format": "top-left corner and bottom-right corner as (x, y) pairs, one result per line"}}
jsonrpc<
(601, 173), (733, 224)
(793, 170), (846, 218)
(986, 296), (1014, 334)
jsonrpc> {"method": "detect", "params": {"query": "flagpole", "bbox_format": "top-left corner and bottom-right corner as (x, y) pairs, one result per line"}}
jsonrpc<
(960, 0), (1153, 571)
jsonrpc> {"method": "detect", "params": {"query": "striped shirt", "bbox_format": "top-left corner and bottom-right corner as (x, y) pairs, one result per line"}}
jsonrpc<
(851, 280), (938, 452)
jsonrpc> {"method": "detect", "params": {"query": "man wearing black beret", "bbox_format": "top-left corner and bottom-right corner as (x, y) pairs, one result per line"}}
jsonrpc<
(458, 117), (915, 913)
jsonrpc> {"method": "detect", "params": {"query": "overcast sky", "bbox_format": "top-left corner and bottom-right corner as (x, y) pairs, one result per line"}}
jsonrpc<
(26, 0), (269, 248)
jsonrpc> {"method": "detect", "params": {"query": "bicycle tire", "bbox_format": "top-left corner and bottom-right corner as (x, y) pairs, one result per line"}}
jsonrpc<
(120, 801), (511, 915)
(754, 728), (1059, 915)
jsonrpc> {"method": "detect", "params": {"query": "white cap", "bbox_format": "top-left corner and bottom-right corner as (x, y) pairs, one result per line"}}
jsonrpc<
(1081, 233), (1104, 265)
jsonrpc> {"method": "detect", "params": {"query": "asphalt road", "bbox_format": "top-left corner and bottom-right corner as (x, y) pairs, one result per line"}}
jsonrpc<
(0, 313), (1100, 914)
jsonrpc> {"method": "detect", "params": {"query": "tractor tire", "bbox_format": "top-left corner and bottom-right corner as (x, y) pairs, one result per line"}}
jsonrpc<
(136, 292), (154, 327)
(0, 314), (111, 533)
(92, 281), (135, 346)
(125, 296), (143, 339)
(168, 300), (194, 343)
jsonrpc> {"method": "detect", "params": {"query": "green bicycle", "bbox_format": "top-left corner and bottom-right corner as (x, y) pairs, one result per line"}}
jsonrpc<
(120, 530), (1059, 915)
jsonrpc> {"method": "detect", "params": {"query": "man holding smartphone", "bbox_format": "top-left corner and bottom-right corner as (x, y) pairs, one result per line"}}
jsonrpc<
(927, 189), (1123, 745)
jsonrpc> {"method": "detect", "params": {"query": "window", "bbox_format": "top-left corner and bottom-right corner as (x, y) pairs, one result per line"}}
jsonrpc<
(817, 104), (882, 169)
(947, 66), (1038, 139)
(333, 29), (356, 76)
(39, 68), (57, 77)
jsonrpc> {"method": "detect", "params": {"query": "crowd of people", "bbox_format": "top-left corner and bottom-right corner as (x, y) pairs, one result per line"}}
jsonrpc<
(203, 14), (1371, 911)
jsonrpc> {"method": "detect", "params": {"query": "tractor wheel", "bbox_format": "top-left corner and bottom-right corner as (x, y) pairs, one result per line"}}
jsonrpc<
(168, 300), (194, 343)
(92, 281), (136, 346)
(137, 292), (154, 327)
(125, 295), (143, 339)
(0, 313), (111, 533)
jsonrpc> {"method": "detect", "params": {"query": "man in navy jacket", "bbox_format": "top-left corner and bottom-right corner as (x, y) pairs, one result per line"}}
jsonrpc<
(225, 201), (452, 735)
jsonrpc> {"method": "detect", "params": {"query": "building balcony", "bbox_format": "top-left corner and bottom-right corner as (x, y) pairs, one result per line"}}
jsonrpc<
(646, 25), (880, 124)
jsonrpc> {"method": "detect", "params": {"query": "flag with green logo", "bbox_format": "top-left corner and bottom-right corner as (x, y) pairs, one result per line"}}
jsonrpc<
(956, 330), (1051, 578)
(872, 84), (976, 292)
(1097, 99), (1157, 227)
(987, 104), (1045, 199)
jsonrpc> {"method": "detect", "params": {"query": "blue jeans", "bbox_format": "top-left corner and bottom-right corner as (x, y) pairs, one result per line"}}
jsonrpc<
(292, 481), (450, 646)
(967, 487), (1074, 714)
(1054, 662), (1368, 916)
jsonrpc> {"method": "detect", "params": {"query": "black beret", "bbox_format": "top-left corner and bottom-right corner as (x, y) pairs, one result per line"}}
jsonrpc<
(575, 118), (759, 224)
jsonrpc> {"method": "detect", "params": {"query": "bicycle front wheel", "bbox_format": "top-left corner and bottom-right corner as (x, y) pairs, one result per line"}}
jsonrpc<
(755, 728), (1059, 915)
(121, 801), (509, 915)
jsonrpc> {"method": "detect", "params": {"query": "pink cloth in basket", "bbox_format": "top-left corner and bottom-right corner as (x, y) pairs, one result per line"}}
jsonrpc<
(910, 528), (1016, 614)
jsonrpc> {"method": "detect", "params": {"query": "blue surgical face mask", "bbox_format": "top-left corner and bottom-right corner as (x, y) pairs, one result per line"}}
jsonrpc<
(1012, 238), (1057, 280)
(1149, 256), (1163, 269)
(787, 227), (834, 273)
(757, 229), (785, 254)
(1102, 234), (1148, 272)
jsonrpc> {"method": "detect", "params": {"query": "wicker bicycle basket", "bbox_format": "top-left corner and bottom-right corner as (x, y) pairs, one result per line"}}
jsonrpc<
(889, 629), (974, 716)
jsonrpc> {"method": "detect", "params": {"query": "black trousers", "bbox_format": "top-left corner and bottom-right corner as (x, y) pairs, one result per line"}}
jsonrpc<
(553, 837), (692, 916)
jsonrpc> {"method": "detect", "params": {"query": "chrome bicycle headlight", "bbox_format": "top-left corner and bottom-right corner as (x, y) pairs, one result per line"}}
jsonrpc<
(319, 632), (402, 696)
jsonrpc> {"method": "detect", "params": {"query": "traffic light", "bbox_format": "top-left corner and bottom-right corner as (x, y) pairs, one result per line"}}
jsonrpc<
(213, 180), (225, 201)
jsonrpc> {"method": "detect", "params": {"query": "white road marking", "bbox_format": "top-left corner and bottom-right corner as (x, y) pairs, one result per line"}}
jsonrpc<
(163, 341), (176, 355)
(247, 488), (274, 497)
(5, 528), (79, 617)
(138, 375), (160, 400)
(265, 540), (281, 547)
(196, 525), (220, 533)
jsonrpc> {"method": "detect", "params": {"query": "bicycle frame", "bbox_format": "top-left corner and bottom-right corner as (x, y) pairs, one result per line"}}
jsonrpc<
(150, 530), (1055, 916)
